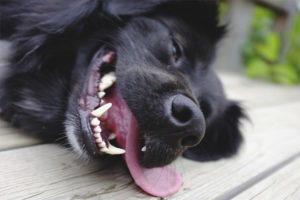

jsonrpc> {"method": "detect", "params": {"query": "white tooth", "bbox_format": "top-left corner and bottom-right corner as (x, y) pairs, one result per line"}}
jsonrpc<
(99, 81), (113, 91)
(141, 146), (146, 152)
(98, 91), (106, 98)
(99, 141), (106, 148)
(101, 147), (109, 152)
(102, 72), (116, 84)
(108, 133), (116, 140)
(91, 103), (112, 118)
(101, 142), (125, 155)
(94, 132), (101, 138)
(96, 137), (103, 143)
(94, 126), (102, 133)
(90, 118), (100, 126)
(99, 72), (116, 91)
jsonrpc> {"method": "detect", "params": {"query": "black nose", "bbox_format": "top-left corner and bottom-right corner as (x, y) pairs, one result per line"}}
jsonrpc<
(165, 94), (205, 148)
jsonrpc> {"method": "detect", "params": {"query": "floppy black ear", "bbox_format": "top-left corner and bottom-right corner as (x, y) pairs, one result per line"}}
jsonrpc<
(183, 102), (245, 161)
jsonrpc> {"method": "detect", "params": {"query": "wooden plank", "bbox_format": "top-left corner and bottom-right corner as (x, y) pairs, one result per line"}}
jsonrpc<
(233, 157), (300, 200)
(0, 102), (299, 199)
(0, 120), (42, 151)
(219, 73), (300, 110)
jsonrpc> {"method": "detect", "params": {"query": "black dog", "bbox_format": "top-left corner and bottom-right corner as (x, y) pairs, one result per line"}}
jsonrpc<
(0, 0), (244, 197)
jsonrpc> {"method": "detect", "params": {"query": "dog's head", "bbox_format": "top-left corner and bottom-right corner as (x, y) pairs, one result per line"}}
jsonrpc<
(66, 0), (225, 164)
(0, 0), (243, 197)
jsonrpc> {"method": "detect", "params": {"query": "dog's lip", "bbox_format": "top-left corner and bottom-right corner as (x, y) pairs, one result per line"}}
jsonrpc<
(78, 48), (111, 155)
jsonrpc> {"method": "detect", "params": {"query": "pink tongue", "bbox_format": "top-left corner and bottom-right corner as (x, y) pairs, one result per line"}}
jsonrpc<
(123, 114), (182, 197)
(107, 87), (182, 197)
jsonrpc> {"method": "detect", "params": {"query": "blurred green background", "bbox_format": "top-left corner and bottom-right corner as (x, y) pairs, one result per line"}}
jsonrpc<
(219, 0), (300, 85)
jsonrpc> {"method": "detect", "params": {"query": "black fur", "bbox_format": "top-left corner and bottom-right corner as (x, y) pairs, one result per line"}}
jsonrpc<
(0, 0), (245, 167)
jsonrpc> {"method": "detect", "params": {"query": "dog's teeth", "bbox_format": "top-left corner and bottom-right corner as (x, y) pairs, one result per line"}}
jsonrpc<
(96, 137), (103, 143)
(98, 91), (106, 98)
(91, 103), (112, 118)
(90, 118), (100, 126)
(94, 132), (101, 138)
(99, 72), (116, 91)
(99, 141), (106, 148)
(141, 146), (146, 152)
(108, 133), (116, 140)
(101, 142), (125, 155)
(94, 126), (102, 133)
(102, 72), (116, 84)
(99, 81), (113, 91)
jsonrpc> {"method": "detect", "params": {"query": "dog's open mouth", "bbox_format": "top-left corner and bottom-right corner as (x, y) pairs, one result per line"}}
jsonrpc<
(78, 48), (181, 197)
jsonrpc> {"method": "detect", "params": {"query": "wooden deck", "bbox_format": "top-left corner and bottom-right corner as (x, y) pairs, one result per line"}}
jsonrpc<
(1, 73), (300, 200)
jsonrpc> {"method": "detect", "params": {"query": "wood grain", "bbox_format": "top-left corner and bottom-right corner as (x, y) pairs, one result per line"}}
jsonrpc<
(233, 157), (300, 200)
(1, 102), (300, 200)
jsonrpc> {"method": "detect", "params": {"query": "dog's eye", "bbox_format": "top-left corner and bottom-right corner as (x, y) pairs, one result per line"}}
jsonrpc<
(172, 39), (182, 62)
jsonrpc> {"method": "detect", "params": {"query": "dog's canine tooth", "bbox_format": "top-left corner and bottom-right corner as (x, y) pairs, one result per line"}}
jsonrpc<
(99, 72), (116, 91)
(91, 103), (112, 118)
(98, 91), (106, 98)
(101, 142), (125, 155)
(91, 118), (100, 126)
(108, 133), (116, 140)
(141, 146), (146, 152)
(94, 126), (102, 133)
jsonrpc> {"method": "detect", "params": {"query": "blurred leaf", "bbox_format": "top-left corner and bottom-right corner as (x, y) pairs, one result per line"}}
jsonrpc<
(272, 64), (300, 85)
(246, 58), (271, 79)
(255, 32), (281, 62)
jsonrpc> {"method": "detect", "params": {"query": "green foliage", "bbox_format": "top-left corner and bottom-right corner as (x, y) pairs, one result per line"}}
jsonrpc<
(242, 6), (300, 85)
(218, 1), (229, 26)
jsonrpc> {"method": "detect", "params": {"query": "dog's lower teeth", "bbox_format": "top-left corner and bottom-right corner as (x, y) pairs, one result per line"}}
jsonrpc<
(99, 141), (106, 148)
(96, 137), (103, 143)
(94, 132), (101, 138)
(94, 126), (102, 133)
(91, 118), (100, 126)
(91, 103), (112, 118)
(100, 142), (125, 155)
(141, 146), (146, 152)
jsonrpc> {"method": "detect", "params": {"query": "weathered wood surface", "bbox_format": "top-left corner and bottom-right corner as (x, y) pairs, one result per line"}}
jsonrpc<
(233, 157), (300, 200)
(0, 73), (300, 200)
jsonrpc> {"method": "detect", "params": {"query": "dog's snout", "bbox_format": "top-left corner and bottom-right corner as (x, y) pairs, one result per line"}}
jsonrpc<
(165, 94), (205, 148)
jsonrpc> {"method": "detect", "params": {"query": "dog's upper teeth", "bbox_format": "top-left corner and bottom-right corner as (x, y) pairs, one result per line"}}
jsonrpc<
(91, 103), (112, 118)
(108, 133), (116, 140)
(91, 118), (100, 126)
(99, 72), (116, 91)
(141, 146), (146, 152)
(98, 91), (106, 98)
(101, 142), (125, 155)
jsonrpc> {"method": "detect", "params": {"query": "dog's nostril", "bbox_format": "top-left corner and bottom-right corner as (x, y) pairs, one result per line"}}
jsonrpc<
(181, 135), (200, 147)
(171, 95), (193, 123)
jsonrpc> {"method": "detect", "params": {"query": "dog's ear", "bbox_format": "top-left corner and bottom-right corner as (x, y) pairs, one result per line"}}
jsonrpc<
(183, 102), (245, 161)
